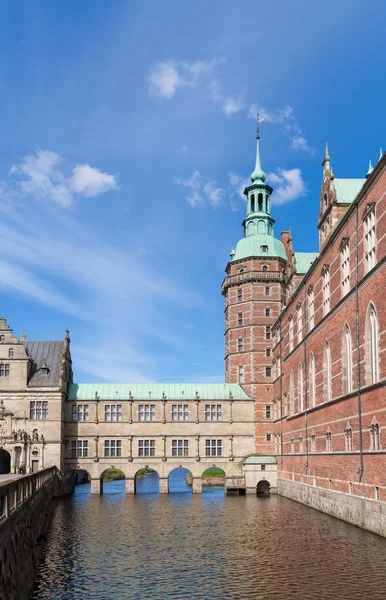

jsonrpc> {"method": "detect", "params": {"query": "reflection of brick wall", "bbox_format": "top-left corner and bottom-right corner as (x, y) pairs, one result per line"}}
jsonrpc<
(273, 156), (386, 505)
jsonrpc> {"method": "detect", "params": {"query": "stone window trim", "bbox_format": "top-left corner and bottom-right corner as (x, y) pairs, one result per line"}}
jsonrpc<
(205, 439), (222, 457)
(104, 404), (123, 422)
(70, 439), (88, 458)
(321, 263), (330, 276)
(339, 236), (350, 251)
(205, 404), (222, 421)
(172, 439), (189, 457)
(72, 404), (89, 422)
(138, 439), (155, 457)
(365, 303), (379, 385)
(370, 417), (381, 451)
(344, 422), (354, 452)
(307, 284), (314, 295)
(326, 429), (333, 452)
(362, 202), (376, 222)
(104, 439), (122, 457)
(171, 404), (189, 421)
(138, 404), (156, 422)
(0, 363), (10, 377)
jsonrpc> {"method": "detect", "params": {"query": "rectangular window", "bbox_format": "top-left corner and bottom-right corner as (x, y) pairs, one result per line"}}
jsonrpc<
(266, 348), (271, 357)
(237, 288), (242, 301)
(205, 404), (222, 421)
(266, 433), (272, 441)
(265, 286), (270, 296)
(265, 307), (271, 317)
(308, 288), (315, 331)
(238, 365), (244, 384)
(30, 401), (48, 420)
(265, 367), (271, 378)
(237, 338), (243, 352)
(297, 304), (303, 344)
(72, 404), (89, 422)
(0, 363), (10, 377)
(289, 317), (294, 351)
(71, 440), (88, 458)
(363, 206), (376, 273)
(265, 405), (271, 419)
(341, 240), (350, 296)
(138, 439), (155, 457)
(171, 404), (189, 421)
(261, 464), (266, 471)
(172, 439), (189, 457)
(265, 326), (271, 340)
(104, 404), (122, 422)
(104, 439), (122, 457)
(322, 266), (330, 316)
(205, 439), (222, 457)
(138, 404), (156, 421)
(238, 312), (243, 326)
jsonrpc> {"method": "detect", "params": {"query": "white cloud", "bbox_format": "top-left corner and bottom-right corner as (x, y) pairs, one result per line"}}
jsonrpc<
(174, 170), (203, 207)
(9, 150), (119, 207)
(228, 171), (249, 200)
(148, 60), (215, 98)
(267, 168), (306, 205)
(71, 164), (119, 197)
(248, 103), (312, 153)
(210, 81), (245, 117)
(203, 181), (225, 208)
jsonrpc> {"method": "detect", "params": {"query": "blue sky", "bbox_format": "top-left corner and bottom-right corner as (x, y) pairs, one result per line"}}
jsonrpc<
(0, 1), (385, 383)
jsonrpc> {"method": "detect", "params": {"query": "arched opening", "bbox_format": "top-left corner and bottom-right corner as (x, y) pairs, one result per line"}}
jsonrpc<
(258, 193), (263, 211)
(202, 467), (225, 495)
(0, 449), (11, 474)
(169, 467), (192, 493)
(134, 467), (159, 495)
(72, 469), (91, 495)
(100, 468), (126, 495)
(250, 194), (255, 213)
(256, 480), (270, 497)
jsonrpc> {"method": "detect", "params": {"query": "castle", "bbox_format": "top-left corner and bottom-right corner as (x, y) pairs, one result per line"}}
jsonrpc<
(1, 130), (385, 533)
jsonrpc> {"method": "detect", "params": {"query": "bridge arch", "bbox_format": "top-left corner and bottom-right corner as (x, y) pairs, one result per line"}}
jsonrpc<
(134, 467), (159, 494)
(168, 467), (192, 493)
(256, 480), (270, 496)
(100, 467), (126, 494)
(0, 449), (11, 474)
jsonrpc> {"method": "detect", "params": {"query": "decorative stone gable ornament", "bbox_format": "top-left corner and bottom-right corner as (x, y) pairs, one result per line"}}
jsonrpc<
(128, 391), (133, 401)
(229, 391), (233, 400)
(162, 391), (166, 400)
(94, 391), (99, 401)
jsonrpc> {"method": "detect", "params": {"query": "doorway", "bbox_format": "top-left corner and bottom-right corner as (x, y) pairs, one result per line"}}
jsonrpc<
(0, 449), (11, 474)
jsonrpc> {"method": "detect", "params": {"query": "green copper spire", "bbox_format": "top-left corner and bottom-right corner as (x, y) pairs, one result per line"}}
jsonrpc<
(250, 137), (266, 182)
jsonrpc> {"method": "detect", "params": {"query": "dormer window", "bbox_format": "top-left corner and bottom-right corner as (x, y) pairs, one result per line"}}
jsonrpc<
(8, 349), (14, 358)
(260, 245), (268, 254)
(40, 361), (50, 375)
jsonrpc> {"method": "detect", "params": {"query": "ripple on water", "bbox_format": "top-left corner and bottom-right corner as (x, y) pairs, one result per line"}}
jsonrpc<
(31, 473), (386, 599)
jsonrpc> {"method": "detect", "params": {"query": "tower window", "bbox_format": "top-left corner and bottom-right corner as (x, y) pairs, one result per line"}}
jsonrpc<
(265, 367), (271, 377)
(238, 338), (243, 352)
(237, 288), (242, 301)
(238, 312), (243, 326)
(258, 193), (263, 211)
(265, 308), (271, 317)
(250, 194), (255, 212)
(262, 265), (268, 272)
(265, 327), (271, 340)
(266, 348), (271, 357)
(8, 348), (14, 358)
(261, 245), (268, 254)
(265, 286), (270, 296)
(238, 365), (244, 384)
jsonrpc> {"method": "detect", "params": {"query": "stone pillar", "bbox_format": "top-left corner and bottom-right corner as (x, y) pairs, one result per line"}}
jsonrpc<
(90, 479), (102, 494)
(125, 478), (135, 494)
(192, 477), (202, 493)
(159, 477), (169, 493)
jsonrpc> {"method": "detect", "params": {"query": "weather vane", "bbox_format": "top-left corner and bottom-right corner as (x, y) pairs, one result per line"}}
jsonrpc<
(256, 113), (264, 139)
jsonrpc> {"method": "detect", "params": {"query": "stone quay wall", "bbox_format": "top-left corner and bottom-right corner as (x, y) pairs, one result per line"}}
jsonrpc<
(278, 478), (386, 537)
(0, 469), (71, 600)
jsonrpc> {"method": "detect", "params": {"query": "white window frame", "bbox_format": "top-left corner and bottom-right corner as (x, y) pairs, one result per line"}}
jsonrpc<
(138, 404), (156, 422)
(340, 240), (350, 296)
(171, 404), (189, 421)
(297, 304), (303, 344)
(72, 404), (89, 422)
(71, 440), (88, 458)
(289, 316), (294, 352)
(104, 439), (122, 457)
(172, 439), (189, 457)
(205, 439), (222, 457)
(308, 286), (315, 331)
(298, 363), (304, 412)
(369, 305), (379, 384)
(238, 338), (243, 352)
(322, 266), (330, 316)
(309, 353), (316, 408)
(324, 342), (332, 402)
(30, 400), (48, 420)
(238, 365), (244, 384)
(104, 404), (123, 422)
(138, 439), (155, 457)
(205, 404), (222, 421)
(363, 205), (376, 273)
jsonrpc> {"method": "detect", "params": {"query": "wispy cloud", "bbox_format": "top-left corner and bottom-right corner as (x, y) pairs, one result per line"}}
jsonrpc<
(210, 81), (245, 117)
(267, 168), (306, 205)
(174, 171), (225, 208)
(248, 104), (312, 153)
(9, 150), (119, 208)
(148, 60), (216, 98)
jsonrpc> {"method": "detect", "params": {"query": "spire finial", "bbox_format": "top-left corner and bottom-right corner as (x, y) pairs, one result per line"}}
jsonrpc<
(250, 114), (266, 183)
(324, 142), (330, 161)
(366, 159), (373, 178)
(379, 148), (383, 161)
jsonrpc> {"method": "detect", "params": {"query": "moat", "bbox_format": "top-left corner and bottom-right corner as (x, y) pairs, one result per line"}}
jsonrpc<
(32, 471), (386, 600)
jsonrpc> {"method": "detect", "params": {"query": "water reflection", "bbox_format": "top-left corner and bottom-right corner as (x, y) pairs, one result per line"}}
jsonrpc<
(32, 470), (386, 599)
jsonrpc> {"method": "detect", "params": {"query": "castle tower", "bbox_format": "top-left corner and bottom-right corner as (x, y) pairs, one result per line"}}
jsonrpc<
(221, 123), (287, 454)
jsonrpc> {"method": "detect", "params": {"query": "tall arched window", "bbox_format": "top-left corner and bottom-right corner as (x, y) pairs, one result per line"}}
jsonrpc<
(258, 193), (263, 211)
(290, 370), (294, 415)
(309, 353), (316, 407)
(367, 304), (379, 384)
(324, 341), (332, 402)
(342, 325), (353, 394)
(250, 194), (255, 212)
(298, 363), (304, 412)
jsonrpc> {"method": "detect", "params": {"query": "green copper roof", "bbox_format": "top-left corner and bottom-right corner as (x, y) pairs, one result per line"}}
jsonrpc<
(232, 233), (287, 261)
(295, 252), (319, 274)
(68, 383), (251, 401)
(243, 455), (277, 465)
(250, 138), (266, 183)
(334, 178), (365, 204)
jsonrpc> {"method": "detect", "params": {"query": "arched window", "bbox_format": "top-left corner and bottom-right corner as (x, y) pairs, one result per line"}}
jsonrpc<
(289, 370), (294, 415)
(309, 353), (316, 407)
(298, 363), (304, 412)
(250, 194), (255, 212)
(262, 265), (268, 272)
(370, 417), (381, 451)
(8, 348), (14, 358)
(345, 423), (353, 452)
(367, 304), (379, 384)
(326, 429), (332, 452)
(258, 193), (263, 211)
(0, 335), (4, 342)
(323, 341), (332, 402)
(342, 325), (353, 394)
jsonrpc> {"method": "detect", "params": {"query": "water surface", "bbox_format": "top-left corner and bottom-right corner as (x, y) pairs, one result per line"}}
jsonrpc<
(32, 471), (386, 599)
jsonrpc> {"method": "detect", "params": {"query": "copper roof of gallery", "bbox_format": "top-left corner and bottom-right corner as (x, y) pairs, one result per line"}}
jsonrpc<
(68, 383), (251, 401)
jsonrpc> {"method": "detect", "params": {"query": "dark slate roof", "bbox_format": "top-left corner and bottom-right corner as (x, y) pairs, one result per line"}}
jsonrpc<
(21, 341), (64, 387)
